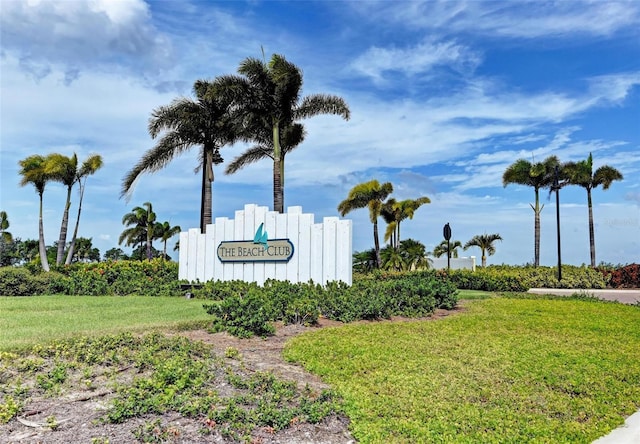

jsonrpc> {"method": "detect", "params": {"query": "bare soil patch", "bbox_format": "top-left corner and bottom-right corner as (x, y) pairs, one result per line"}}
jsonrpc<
(1, 308), (462, 443)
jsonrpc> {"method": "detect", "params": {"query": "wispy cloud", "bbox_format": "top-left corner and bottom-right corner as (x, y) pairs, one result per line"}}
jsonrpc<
(350, 38), (481, 82)
(349, 1), (640, 38)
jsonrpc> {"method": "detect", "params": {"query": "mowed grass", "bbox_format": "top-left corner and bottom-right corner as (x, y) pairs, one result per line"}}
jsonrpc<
(284, 297), (640, 443)
(0, 295), (211, 351)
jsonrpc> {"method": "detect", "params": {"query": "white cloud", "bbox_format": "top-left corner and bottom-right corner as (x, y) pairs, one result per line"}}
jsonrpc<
(0, 0), (172, 82)
(350, 38), (481, 81)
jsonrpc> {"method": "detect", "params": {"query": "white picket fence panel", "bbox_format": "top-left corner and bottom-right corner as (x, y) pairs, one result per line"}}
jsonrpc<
(178, 204), (352, 285)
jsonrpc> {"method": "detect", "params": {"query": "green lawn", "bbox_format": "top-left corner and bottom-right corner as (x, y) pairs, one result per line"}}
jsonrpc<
(285, 297), (640, 443)
(0, 295), (210, 351)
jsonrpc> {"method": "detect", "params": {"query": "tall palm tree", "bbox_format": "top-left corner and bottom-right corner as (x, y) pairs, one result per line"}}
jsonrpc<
(122, 78), (239, 233)
(18, 155), (51, 271)
(227, 53), (350, 213)
(564, 153), (623, 267)
(155, 221), (181, 260)
(119, 202), (157, 260)
(464, 233), (503, 268)
(0, 211), (12, 243)
(65, 154), (103, 265)
(46, 153), (79, 265)
(502, 155), (559, 267)
(338, 180), (393, 269)
(381, 197), (431, 249)
(433, 239), (463, 258)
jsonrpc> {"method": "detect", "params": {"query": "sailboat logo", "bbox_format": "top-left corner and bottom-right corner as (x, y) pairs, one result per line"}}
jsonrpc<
(253, 223), (268, 250)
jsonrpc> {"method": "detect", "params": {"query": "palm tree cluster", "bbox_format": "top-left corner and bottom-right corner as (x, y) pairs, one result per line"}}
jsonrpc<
(118, 202), (180, 261)
(503, 152), (622, 267)
(337, 180), (430, 269)
(18, 153), (103, 271)
(121, 53), (350, 232)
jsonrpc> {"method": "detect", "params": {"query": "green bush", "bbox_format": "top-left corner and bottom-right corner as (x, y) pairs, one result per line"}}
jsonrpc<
(447, 265), (608, 292)
(203, 289), (275, 338)
(0, 267), (38, 296)
(0, 260), (182, 297)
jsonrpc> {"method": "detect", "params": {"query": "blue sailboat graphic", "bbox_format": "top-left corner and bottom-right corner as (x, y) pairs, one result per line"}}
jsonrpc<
(253, 223), (268, 250)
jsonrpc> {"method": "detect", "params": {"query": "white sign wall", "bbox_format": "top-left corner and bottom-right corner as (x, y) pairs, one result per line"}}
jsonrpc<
(178, 204), (353, 285)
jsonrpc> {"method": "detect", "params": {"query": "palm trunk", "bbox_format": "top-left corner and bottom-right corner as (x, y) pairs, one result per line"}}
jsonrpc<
(587, 188), (596, 267)
(204, 148), (214, 231)
(38, 193), (50, 272)
(532, 188), (543, 267)
(65, 181), (86, 265)
(56, 186), (73, 265)
(481, 252), (487, 268)
(396, 222), (401, 249)
(273, 122), (283, 213)
(163, 240), (167, 261)
(373, 221), (382, 268)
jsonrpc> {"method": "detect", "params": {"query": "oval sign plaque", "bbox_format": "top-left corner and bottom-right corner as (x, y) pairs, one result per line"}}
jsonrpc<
(217, 239), (294, 263)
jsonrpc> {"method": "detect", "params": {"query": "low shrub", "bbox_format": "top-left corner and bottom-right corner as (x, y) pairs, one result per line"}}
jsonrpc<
(199, 272), (459, 336)
(0, 267), (39, 296)
(447, 265), (607, 291)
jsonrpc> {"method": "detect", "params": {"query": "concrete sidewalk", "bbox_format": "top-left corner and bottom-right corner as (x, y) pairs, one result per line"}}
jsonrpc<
(527, 288), (640, 305)
(528, 287), (639, 443)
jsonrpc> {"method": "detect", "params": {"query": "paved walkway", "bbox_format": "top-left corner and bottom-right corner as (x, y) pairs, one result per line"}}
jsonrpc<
(528, 288), (640, 443)
(527, 288), (640, 305)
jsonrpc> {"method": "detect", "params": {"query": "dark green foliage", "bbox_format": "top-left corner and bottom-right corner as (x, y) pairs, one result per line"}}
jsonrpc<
(0, 260), (181, 297)
(204, 288), (276, 338)
(0, 267), (40, 296)
(199, 273), (459, 336)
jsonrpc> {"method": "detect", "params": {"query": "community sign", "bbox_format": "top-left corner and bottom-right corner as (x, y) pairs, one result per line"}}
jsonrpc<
(216, 223), (294, 263)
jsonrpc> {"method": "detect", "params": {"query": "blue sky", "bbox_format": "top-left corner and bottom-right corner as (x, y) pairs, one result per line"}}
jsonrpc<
(1, 0), (639, 266)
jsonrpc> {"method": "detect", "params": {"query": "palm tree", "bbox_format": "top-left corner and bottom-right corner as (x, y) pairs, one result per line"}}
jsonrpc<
(564, 153), (623, 267)
(352, 248), (377, 273)
(464, 233), (503, 268)
(155, 221), (181, 260)
(119, 202), (157, 260)
(381, 197), (431, 249)
(502, 155), (559, 267)
(65, 154), (103, 265)
(380, 245), (407, 272)
(227, 53), (350, 213)
(45, 153), (79, 265)
(432, 239), (463, 258)
(338, 180), (393, 269)
(0, 211), (12, 243)
(122, 78), (239, 233)
(18, 155), (51, 271)
(399, 238), (431, 271)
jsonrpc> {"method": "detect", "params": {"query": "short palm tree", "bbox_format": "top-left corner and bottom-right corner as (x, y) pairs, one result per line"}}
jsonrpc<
(381, 197), (431, 249)
(155, 221), (181, 260)
(399, 238), (431, 270)
(65, 154), (103, 265)
(353, 248), (377, 273)
(432, 239), (463, 258)
(227, 53), (350, 213)
(18, 154), (51, 271)
(380, 245), (407, 272)
(503, 156), (559, 267)
(464, 233), (503, 267)
(0, 211), (12, 243)
(122, 78), (239, 233)
(119, 202), (157, 260)
(564, 153), (623, 267)
(338, 180), (393, 269)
